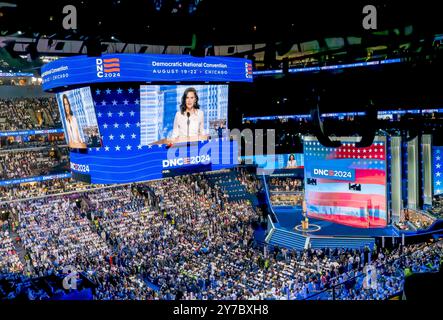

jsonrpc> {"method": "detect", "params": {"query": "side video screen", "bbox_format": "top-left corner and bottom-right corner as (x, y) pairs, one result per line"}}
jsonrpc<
(56, 87), (102, 149)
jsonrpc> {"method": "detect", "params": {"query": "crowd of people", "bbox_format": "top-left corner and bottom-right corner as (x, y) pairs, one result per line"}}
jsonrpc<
(405, 209), (435, 230)
(267, 177), (304, 206)
(234, 167), (263, 194)
(0, 178), (106, 203)
(430, 196), (443, 219)
(0, 170), (440, 300)
(270, 193), (304, 207)
(268, 177), (303, 192)
(311, 240), (443, 300)
(0, 97), (60, 132)
(15, 195), (110, 278)
(397, 209), (436, 230)
(0, 174), (261, 299)
(0, 148), (69, 181)
(0, 227), (24, 276)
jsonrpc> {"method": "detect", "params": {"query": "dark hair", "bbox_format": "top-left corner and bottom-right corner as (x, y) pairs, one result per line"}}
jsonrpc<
(289, 154), (295, 161)
(62, 94), (73, 116)
(180, 87), (200, 114)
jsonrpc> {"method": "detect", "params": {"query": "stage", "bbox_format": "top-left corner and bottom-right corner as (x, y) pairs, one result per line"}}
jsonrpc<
(273, 206), (399, 238)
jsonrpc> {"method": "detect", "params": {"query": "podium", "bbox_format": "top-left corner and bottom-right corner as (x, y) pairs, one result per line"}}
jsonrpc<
(149, 135), (209, 145)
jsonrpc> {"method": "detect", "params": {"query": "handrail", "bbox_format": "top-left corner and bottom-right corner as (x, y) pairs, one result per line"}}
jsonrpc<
(268, 190), (304, 194)
(310, 234), (375, 240)
(267, 212), (275, 230)
(403, 226), (443, 237)
(265, 220), (275, 244)
(271, 225), (373, 241)
(261, 173), (279, 224)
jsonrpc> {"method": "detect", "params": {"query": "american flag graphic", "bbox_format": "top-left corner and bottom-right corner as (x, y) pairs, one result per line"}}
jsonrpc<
(245, 62), (253, 79)
(304, 140), (387, 228)
(433, 147), (443, 195)
(91, 85), (143, 152)
(103, 58), (120, 73)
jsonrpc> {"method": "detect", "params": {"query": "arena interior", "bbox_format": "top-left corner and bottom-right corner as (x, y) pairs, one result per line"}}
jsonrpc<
(0, 0), (442, 306)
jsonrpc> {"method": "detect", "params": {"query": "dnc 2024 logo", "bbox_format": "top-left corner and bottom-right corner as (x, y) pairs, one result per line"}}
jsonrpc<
(245, 62), (253, 79)
(70, 162), (90, 173)
(96, 58), (121, 78)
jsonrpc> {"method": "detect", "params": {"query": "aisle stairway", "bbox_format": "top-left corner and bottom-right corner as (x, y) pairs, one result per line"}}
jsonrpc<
(205, 170), (259, 207)
(266, 228), (375, 251)
(267, 228), (307, 250)
(310, 236), (375, 250)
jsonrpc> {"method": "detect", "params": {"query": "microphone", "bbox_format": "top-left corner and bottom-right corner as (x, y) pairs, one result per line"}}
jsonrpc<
(186, 112), (190, 138)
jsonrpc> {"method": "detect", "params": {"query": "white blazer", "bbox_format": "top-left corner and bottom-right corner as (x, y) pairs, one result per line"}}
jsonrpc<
(66, 116), (84, 145)
(171, 109), (205, 139)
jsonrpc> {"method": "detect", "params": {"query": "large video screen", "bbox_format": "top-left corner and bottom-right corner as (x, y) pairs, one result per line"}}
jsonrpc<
(304, 137), (387, 228)
(139, 85), (228, 145)
(63, 84), (236, 184)
(56, 87), (102, 149)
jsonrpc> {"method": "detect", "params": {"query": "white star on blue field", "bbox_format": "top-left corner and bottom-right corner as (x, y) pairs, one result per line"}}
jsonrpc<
(93, 86), (142, 152)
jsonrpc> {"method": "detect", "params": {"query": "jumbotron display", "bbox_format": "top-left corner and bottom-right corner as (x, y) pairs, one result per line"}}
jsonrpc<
(45, 54), (251, 184)
(303, 137), (387, 228)
(55, 84), (237, 184)
(42, 54), (253, 90)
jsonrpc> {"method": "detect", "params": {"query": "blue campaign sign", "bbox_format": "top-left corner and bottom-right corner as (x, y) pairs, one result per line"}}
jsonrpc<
(0, 128), (65, 137)
(0, 72), (34, 77)
(0, 173), (71, 186)
(42, 54), (253, 91)
(69, 139), (238, 184)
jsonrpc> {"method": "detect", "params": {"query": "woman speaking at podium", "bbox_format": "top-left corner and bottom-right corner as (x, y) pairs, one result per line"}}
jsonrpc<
(171, 87), (206, 143)
(286, 154), (297, 168)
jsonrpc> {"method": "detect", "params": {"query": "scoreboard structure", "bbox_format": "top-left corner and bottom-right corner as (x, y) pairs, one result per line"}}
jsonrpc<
(42, 54), (253, 184)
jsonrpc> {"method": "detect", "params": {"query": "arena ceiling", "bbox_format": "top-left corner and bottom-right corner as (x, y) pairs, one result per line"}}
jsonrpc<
(0, 0), (441, 45)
